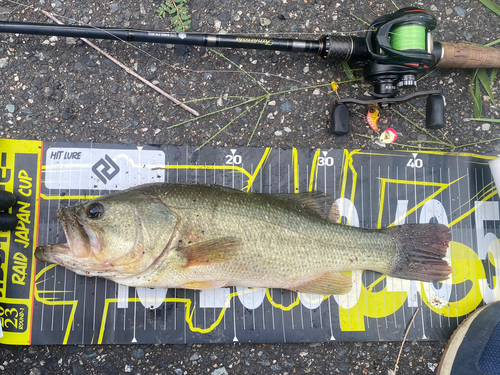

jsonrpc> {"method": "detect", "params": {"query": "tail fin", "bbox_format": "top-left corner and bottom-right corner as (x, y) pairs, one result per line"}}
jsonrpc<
(387, 223), (452, 282)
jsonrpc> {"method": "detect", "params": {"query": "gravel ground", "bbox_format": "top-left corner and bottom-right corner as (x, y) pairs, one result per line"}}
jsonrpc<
(0, 0), (499, 374)
(1, 341), (445, 375)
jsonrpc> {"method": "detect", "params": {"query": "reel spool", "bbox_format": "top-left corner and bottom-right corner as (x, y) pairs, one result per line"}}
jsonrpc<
(390, 24), (427, 51)
(331, 7), (445, 135)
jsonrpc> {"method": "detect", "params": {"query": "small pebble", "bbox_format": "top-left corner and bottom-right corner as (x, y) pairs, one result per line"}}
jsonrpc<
(280, 102), (293, 113)
(464, 31), (473, 41)
(454, 6), (466, 18)
(212, 368), (228, 375)
(132, 348), (145, 359)
(271, 364), (282, 371)
(482, 123), (491, 131)
(260, 18), (271, 26)
(428, 362), (438, 372)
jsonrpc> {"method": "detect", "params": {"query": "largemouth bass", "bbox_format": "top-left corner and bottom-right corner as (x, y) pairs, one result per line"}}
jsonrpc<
(35, 183), (451, 295)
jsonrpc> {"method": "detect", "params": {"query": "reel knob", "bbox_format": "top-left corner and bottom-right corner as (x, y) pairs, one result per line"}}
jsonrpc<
(425, 94), (445, 129)
(330, 103), (350, 135)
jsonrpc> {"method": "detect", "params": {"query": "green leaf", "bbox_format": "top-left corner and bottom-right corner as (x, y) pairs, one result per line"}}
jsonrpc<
(156, 0), (191, 31)
(341, 62), (355, 80)
(474, 76), (482, 118)
(477, 68), (497, 107)
(491, 68), (498, 84)
(479, 0), (500, 17)
(469, 118), (500, 123)
(485, 37), (500, 47)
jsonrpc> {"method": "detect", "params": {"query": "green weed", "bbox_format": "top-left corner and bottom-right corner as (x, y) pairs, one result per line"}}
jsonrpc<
(156, 0), (191, 32)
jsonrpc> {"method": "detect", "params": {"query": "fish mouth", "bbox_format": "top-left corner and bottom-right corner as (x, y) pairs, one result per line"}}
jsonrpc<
(35, 208), (99, 263)
(34, 243), (70, 263)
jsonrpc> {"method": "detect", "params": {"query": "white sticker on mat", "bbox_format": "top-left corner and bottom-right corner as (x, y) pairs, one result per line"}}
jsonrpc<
(44, 147), (165, 190)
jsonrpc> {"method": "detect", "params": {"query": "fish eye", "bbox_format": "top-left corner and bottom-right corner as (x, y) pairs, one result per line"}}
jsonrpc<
(86, 203), (104, 219)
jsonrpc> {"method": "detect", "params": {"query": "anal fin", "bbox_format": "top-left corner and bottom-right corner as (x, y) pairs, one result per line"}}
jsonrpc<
(178, 237), (241, 268)
(294, 272), (352, 295)
(183, 280), (228, 290)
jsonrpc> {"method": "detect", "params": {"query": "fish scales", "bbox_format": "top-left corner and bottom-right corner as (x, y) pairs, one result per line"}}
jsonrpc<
(141, 184), (392, 288)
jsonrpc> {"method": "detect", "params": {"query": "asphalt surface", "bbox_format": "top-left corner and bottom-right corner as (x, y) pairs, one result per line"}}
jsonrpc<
(0, 0), (499, 374)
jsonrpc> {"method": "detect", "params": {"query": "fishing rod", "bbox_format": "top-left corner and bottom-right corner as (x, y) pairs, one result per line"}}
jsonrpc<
(2, 7), (499, 135)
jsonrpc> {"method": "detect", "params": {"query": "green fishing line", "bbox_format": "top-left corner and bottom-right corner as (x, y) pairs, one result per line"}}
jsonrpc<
(390, 25), (426, 50)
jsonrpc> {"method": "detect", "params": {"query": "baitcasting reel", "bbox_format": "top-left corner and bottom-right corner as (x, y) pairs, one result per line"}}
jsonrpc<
(327, 8), (445, 135)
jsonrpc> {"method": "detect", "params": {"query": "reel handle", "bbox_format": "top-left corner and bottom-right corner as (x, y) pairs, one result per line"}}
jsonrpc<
(330, 91), (445, 135)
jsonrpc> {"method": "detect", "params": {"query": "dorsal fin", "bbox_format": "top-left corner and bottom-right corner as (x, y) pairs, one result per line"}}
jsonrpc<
(270, 192), (339, 222)
(328, 201), (340, 222)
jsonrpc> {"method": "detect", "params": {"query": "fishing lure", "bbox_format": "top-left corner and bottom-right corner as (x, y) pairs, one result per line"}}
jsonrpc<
(366, 106), (380, 132)
(380, 128), (398, 143)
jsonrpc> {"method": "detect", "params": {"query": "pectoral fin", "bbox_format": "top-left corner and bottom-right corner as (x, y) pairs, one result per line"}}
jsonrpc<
(178, 237), (241, 268)
(293, 272), (353, 295)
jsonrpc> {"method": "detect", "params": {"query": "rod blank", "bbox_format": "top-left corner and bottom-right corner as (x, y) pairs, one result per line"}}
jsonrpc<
(0, 21), (323, 54)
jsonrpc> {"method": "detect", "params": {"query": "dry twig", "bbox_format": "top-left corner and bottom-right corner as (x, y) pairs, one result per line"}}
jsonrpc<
(394, 307), (420, 374)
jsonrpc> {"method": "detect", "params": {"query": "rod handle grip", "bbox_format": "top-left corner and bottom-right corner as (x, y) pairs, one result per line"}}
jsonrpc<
(436, 41), (500, 68)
